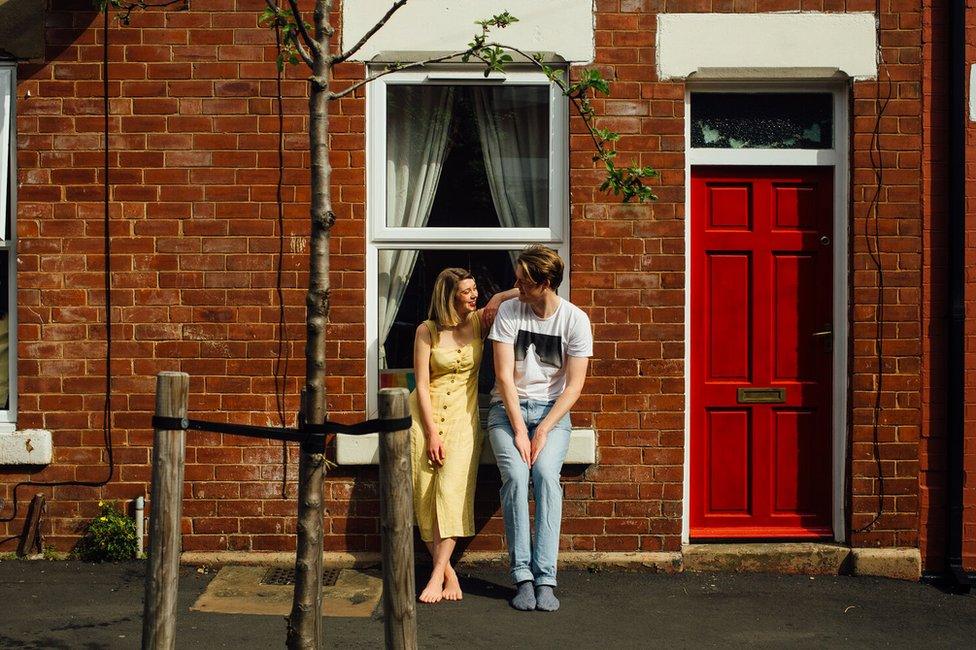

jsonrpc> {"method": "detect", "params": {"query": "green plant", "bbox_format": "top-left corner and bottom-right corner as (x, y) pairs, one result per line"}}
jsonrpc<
(75, 501), (137, 562)
(42, 546), (68, 561)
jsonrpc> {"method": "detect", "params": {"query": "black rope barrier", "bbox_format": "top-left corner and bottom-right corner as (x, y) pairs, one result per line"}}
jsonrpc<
(150, 415), (413, 452)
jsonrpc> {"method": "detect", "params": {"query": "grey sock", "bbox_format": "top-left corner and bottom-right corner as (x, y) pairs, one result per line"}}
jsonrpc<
(511, 580), (536, 611)
(534, 585), (559, 611)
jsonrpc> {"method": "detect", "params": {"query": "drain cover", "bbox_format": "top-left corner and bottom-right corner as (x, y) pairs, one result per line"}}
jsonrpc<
(260, 567), (341, 586)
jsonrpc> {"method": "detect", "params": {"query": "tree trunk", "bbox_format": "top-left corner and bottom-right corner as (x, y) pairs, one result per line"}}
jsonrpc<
(287, 2), (333, 648)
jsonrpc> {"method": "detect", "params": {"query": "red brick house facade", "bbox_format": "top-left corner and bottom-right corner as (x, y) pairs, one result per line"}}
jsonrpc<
(0, 1), (973, 578)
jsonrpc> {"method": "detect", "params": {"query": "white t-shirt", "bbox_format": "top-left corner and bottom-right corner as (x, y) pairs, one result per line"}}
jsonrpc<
(488, 297), (593, 402)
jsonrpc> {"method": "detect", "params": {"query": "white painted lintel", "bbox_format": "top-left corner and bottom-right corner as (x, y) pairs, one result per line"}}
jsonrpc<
(657, 13), (878, 81)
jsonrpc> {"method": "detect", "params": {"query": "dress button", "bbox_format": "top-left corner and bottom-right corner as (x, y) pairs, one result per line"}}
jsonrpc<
(440, 417), (445, 422)
(443, 405), (448, 409)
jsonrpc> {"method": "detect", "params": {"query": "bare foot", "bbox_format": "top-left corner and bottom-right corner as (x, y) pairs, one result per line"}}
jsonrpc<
(442, 568), (463, 601)
(419, 572), (445, 603)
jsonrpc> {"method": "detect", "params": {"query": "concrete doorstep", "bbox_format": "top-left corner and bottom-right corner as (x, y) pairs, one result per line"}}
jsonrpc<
(681, 544), (921, 580)
(182, 544), (921, 581)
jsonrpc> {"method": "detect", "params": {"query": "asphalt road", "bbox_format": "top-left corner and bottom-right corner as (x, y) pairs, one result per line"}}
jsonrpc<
(0, 560), (974, 648)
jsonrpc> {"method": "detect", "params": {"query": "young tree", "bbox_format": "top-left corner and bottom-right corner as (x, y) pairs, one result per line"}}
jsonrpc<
(100, 1), (655, 647)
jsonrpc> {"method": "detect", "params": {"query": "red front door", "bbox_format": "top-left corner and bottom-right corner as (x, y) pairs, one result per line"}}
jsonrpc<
(690, 166), (833, 539)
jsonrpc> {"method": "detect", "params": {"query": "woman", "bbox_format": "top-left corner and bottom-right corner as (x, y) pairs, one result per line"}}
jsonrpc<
(409, 268), (517, 603)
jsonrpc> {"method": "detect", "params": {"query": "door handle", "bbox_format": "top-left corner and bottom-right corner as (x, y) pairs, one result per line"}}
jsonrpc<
(812, 324), (833, 350)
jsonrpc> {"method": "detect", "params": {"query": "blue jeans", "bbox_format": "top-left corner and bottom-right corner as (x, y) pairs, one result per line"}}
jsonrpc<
(487, 400), (571, 587)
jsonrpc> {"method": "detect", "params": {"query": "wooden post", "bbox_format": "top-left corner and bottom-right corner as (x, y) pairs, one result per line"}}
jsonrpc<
(16, 493), (45, 559)
(378, 388), (416, 650)
(142, 371), (188, 650)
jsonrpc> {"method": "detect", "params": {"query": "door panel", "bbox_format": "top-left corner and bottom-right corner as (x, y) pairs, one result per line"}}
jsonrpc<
(706, 409), (751, 514)
(707, 254), (752, 380)
(772, 253), (819, 382)
(691, 166), (833, 539)
(772, 408), (828, 515)
(707, 184), (752, 229)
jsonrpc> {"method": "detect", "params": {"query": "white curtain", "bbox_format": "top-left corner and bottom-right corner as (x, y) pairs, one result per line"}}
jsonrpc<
(473, 86), (548, 242)
(378, 85), (455, 367)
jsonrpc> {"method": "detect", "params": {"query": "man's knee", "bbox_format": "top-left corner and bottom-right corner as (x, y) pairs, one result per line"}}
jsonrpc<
(530, 462), (561, 489)
(498, 458), (530, 488)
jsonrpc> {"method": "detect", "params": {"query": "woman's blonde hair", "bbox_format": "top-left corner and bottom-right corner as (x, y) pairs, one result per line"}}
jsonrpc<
(428, 267), (475, 328)
(516, 244), (564, 290)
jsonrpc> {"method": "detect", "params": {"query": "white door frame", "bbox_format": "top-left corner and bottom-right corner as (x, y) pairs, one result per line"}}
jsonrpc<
(681, 82), (850, 543)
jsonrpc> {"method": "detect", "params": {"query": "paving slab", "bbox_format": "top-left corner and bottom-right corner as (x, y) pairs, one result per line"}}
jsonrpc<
(0, 559), (974, 649)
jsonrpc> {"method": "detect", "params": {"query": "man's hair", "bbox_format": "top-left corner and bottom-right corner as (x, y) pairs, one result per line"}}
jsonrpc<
(516, 245), (564, 290)
(427, 267), (475, 328)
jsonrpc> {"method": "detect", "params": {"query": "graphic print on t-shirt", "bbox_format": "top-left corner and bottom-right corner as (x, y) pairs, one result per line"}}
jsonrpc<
(514, 330), (563, 368)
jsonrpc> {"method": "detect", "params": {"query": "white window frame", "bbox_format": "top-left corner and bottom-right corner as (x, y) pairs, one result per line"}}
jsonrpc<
(681, 82), (850, 544)
(364, 67), (570, 416)
(0, 62), (18, 426)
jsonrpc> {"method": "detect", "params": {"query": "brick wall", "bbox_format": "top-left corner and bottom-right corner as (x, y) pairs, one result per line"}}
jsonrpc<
(846, 0), (923, 549)
(1, 1), (928, 558)
(5, 0), (320, 551)
(964, 6), (976, 572)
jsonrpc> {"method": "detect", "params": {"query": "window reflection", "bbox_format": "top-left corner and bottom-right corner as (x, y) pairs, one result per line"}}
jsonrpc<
(385, 84), (550, 228)
(378, 248), (518, 405)
(691, 93), (833, 149)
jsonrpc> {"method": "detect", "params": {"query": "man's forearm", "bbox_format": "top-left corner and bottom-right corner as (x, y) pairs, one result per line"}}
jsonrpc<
(497, 377), (527, 435)
(536, 385), (582, 433)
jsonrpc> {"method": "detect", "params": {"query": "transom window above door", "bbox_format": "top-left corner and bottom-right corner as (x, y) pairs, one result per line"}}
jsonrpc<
(690, 92), (834, 150)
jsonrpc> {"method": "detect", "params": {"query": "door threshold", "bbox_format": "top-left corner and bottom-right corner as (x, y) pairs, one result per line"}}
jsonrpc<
(690, 526), (834, 542)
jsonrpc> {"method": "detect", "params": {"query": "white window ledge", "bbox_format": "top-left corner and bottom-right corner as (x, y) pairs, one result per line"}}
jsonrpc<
(336, 429), (596, 466)
(0, 429), (53, 465)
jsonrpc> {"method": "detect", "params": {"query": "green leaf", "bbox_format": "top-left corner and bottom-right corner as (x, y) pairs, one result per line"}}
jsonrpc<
(259, 6), (278, 27)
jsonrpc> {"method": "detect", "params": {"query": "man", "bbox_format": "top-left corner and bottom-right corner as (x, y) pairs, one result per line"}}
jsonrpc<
(487, 245), (592, 612)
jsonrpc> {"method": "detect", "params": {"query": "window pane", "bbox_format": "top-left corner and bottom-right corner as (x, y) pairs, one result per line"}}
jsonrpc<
(690, 92), (832, 149)
(0, 249), (9, 410)
(386, 84), (549, 228)
(378, 248), (519, 405)
(0, 68), (11, 240)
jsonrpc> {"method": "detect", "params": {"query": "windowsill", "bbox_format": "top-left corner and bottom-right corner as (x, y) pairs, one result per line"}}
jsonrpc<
(336, 428), (596, 466)
(0, 428), (53, 465)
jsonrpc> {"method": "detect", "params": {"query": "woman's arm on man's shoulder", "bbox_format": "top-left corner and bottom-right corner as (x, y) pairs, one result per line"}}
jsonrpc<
(479, 288), (519, 334)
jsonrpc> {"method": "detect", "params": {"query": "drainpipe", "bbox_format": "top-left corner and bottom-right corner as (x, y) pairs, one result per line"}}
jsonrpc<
(135, 495), (145, 558)
(946, 0), (971, 594)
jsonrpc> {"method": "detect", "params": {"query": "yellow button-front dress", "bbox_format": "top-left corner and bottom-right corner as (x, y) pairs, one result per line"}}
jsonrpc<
(408, 312), (484, 542)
